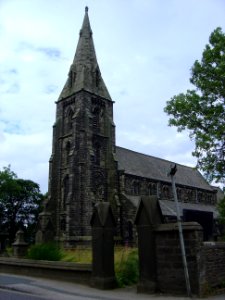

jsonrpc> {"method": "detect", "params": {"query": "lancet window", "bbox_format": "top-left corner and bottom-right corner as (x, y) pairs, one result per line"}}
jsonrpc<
(148, 183), (157, 195)
(65, 141), (71, 164)
(132, 180), (140, 195)
(68, 70), (76, 88)
(64, 108), (74, 133)
(93, 142), (101, 166)
(62, 175), (69, 209)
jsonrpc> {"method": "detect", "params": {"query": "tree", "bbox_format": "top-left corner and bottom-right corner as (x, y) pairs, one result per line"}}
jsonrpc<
(164, 27), (225, 186)
(0, 166), (43, 243)
(218, 195), (225, 225)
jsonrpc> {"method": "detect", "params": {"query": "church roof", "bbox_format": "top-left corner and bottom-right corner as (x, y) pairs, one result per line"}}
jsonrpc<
(121, 195), (218, 218)
(58, 7), (111, 101)
(116, 146), (214, 191)
(159, 199), (218, 218)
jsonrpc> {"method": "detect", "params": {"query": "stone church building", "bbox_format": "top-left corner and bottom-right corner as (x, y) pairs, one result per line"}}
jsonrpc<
(36, 7), (219, 247)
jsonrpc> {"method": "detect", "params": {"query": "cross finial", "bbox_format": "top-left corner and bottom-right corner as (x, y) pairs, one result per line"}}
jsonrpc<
(85, 6), (88, 13)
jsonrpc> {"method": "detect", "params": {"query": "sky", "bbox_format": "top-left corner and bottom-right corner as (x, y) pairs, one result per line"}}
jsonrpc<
(0, 0), (225, 193)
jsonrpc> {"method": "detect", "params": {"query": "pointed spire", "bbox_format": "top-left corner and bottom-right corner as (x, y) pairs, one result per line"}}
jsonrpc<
(58, 7), (111, 101)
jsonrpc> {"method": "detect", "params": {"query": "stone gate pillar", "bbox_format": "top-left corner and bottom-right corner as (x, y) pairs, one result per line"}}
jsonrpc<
(155, 222), (203, 295)
(134, 196), (163, 293)
(90, 202), (117, 289)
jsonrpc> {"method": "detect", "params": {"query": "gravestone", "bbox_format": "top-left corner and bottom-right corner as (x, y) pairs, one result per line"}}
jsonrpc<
(12, 229), (28, 258)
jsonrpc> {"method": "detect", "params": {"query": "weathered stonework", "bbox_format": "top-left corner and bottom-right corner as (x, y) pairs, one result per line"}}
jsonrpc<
(37, 8), (119, 247)
(48, 91), (119, 246)
(36, 7), (219, 247)
(155, 222), (203, 295)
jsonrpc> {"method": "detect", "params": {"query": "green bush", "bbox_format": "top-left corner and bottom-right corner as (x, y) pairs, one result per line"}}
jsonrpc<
(115, 248), (139, 287)
(27, 243), (63, 261)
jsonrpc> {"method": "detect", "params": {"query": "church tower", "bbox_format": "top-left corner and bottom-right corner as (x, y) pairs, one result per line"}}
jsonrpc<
(37, 7), (119, 247)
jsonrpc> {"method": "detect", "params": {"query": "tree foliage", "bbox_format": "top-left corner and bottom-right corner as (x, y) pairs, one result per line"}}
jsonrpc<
(0, 166), (43, 243)
(164, 27), (225, 185)
(218, 195), (225, 226)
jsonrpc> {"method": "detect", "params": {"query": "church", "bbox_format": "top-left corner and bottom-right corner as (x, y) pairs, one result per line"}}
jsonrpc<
(36, 7), (219, 247)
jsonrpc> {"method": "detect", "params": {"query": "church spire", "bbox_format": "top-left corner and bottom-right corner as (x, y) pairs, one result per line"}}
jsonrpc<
(58, 7), (111, 101)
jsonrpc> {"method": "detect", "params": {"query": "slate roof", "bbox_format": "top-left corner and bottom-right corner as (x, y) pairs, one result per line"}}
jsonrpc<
(159, 199), (218, 218)
(121, 194), (218, 218)
(116, 146), (213, 191)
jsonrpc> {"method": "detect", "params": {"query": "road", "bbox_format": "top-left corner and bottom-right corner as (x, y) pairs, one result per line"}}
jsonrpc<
(0, 273), (225, 300)
(0, 288), (47, 300)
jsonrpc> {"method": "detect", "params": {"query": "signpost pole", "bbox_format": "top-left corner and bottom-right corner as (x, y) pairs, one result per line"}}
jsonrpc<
(169, 164), (192, 298)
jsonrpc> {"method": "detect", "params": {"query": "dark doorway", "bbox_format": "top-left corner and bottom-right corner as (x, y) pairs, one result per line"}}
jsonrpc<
(183, 209), (213, 241)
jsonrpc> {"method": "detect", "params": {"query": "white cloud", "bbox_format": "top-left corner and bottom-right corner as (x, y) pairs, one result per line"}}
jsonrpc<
(0, 131), (51, 191)
(0, 0), (225, 192)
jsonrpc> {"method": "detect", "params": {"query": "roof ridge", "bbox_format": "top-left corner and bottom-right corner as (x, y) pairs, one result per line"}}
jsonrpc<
(116, 146), (213, 191)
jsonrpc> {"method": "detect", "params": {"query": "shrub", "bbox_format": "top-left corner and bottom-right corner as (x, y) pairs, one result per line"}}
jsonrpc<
(115, 248), (139, 287)
(27, 243), (62, 261)
(6, 247), (13, 256)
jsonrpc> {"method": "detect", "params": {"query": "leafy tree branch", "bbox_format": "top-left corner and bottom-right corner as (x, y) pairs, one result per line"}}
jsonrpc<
(164, 27), (225, 186)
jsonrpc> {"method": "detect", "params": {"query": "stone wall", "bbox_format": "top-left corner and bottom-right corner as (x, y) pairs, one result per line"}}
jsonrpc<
(200, 242), (225, 292)
(154, 223), (225, 296)
(0, 257), (91, 284)
(155, 222), (203, 295)
(123, 174), (216, 205)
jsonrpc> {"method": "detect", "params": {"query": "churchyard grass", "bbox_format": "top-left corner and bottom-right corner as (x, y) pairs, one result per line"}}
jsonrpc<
(115, 247), (139, 287)
(61, 247), (92, 263)
(25, 244), (139, 287)
(62, 246), (139, 287)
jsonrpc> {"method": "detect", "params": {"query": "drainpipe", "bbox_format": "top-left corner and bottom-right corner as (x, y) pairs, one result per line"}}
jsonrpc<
(169, 164), (192, 298)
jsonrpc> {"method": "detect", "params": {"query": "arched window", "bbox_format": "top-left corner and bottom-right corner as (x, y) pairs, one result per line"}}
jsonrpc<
(148, 183), (152, 195)
(163, 185), (169, 199)
(133, 181), (140, 195)
(62, 175), (69, 208)
(187, 190), (194, 202)
(65, 141), (71, 164)
(60, 218), (66, 232)
(68, 70), (76, 88)
(92, 106), (100, 131)
(94, 143), (101, 165)
(198, 191), (203, 203)
(67, 110), (73, 131)
(64, 108), (74, 134)
(149, 183), (157, 195)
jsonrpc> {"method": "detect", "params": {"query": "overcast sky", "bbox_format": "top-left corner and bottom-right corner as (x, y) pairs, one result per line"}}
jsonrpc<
(0, 0), (225, 193)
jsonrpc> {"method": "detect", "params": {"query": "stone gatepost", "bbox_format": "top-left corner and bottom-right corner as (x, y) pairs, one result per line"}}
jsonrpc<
(134, 196), (163, 293)
(155, 222), (203, 295)
(90, 202), (117, 289)
(12, 229), (28, 258)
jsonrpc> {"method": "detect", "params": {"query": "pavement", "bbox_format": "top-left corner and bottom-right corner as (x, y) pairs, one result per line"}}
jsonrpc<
(0, 273), (225, 300)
